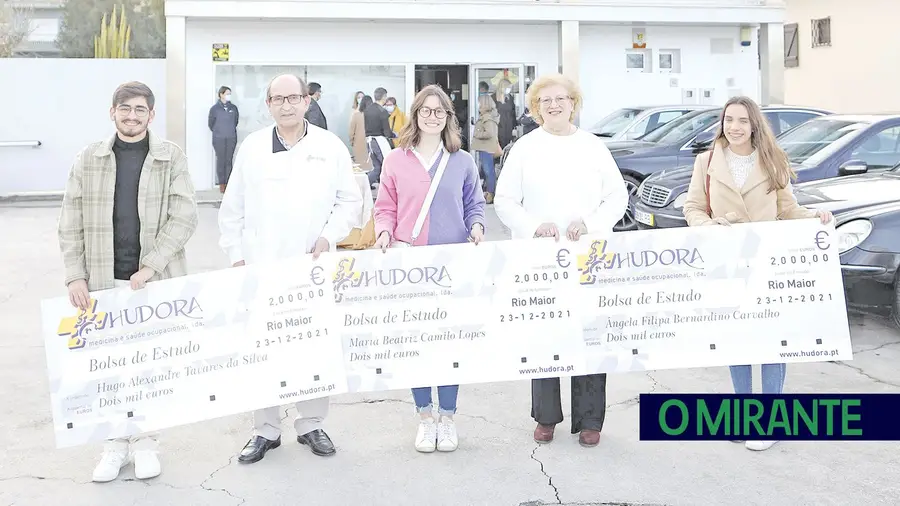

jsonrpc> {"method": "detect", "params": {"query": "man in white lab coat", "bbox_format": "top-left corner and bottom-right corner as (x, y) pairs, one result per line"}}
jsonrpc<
(218, 74), (363, 464)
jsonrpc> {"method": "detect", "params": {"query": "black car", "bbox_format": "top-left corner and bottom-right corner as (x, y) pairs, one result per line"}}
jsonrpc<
(631, 114), (900, 230)
(609, 105), (830, 231)
(793, 166), (900, 325)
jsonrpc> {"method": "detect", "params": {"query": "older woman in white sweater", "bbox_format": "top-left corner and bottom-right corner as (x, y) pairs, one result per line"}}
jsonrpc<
(493, 73), (629, 448)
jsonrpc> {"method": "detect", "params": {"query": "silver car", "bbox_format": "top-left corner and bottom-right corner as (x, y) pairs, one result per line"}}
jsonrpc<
(589, 105), (715, 142)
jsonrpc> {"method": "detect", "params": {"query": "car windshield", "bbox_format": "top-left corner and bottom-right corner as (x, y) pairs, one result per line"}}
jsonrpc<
(590, 108), (643, 137)
(778, 119), (869, 165)
(640, 109), (720, 144)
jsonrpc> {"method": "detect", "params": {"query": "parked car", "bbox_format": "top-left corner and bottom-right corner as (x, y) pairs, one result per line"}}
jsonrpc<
(589, 105), (712, 142)
(609, 105), (831, 231)
(792, 164), (900, 326)
(631, 114), (900, 230)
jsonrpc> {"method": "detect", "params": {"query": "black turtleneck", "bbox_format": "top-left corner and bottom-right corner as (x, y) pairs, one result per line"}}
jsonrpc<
(111, 134), (150, 280)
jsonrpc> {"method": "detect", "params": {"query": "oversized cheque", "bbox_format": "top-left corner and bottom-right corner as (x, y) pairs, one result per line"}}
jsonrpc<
(41, 218), (852, 447)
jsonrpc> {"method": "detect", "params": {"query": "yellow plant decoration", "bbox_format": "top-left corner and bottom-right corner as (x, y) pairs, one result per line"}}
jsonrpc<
(93, 5), (132, 58)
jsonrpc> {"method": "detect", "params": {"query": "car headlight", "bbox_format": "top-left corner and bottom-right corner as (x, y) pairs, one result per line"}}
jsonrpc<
(672, 192), (688, 209)
(836, 219), (873, 253)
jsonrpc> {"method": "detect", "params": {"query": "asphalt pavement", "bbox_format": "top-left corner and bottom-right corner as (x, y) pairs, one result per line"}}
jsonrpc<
(1, 203), (898, 506)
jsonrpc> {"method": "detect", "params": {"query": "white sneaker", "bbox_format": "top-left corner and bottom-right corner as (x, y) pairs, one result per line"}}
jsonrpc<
(415, 417), (437, 453)
(437, 417), (458, 452)
(92, 442), (129, 483)
(133, 450), (161, 480)
(745, 440), (777, 451)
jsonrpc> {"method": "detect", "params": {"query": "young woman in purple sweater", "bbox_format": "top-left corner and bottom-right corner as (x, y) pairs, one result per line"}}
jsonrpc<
(372, 84), (486, 452)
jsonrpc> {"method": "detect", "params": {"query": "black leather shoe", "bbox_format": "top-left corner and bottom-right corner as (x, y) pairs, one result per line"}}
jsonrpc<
(297, 429), (336, 456)
(237, 435), (281, 464)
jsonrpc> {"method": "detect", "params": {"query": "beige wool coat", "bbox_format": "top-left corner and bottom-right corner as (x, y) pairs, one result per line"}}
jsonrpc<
(58, 131), (199, 291)
(349, 110), (372, 170)
(682, 139), (817, 227)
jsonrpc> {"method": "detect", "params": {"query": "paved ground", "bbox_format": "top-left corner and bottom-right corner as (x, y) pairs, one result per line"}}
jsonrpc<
(1, 202), (899, 506)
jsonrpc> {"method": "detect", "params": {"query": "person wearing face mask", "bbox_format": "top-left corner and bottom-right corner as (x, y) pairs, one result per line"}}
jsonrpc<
(494, 73), (629, 449)
(681, 96), (833, 452)
(384, 96), (407, 148)
(371, 84), (486, 453)
(208, 85), (240, 192)
(493, 78), (518, 149)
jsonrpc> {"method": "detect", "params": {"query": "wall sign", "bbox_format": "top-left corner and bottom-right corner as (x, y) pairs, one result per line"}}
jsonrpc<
(213, 43), (230, 62)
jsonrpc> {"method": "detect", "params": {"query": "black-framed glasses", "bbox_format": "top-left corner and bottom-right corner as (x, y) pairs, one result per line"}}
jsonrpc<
(269, 94), (307, 106)
(116, 105), (150, 117)
(418, 107), (449, 119)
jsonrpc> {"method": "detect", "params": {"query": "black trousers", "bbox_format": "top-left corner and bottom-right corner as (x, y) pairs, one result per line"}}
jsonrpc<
(213, 137), (237, 185)
(531, 373), (607, 434)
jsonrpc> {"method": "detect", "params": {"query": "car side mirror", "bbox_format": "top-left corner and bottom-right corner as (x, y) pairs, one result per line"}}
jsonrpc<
(691, 131), (715, 150)
(838, 159), (868, 176)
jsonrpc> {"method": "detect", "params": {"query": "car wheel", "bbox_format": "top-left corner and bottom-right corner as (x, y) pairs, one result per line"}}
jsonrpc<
(614, 174), (642, 232)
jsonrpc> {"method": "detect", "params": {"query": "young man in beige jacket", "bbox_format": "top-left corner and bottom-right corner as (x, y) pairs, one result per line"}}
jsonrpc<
(58, 81), (199, 482)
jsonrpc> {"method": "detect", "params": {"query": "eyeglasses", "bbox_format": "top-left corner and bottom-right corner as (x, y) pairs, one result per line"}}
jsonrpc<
(269, 94), (307, 106)
(116, 105), (150, 117)
(538, 95), (572, 107)
(418, 107), (449, 119)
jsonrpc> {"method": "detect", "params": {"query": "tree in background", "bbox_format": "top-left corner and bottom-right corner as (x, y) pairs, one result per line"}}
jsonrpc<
(94, 5), (132, 58)
(0, 2), (35, 57)
(57, 0), (164, 58)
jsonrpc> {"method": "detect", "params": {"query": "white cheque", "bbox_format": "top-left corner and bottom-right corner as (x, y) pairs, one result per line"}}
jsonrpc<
(40, 218), (852, 447)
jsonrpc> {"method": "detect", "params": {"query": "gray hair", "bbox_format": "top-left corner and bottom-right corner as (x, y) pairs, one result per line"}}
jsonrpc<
(266, 74), (308, 99)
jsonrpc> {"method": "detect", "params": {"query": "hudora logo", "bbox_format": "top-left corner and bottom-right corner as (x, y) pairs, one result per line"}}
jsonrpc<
(330, 257), (451, 302)
(576, 239), (704, 284)
(57, 297), (203, 350)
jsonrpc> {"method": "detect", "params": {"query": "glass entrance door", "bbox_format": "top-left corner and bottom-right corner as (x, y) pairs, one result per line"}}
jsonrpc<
(468, 64), (525, 153)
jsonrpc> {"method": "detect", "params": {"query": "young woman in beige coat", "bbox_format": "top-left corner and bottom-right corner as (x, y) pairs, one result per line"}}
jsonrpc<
(682, 95), (833, 452)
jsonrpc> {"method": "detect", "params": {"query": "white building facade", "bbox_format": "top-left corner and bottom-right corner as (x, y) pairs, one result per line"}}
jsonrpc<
(164, 0), (788, 190)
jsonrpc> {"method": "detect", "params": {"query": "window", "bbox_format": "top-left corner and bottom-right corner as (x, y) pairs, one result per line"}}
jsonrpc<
(784, 23), (799, 67)
(775, 111), (820, 136)
(624, 110), (687, 139)
(811, 17), (831, 47)
(850, 126), (900, 170)
(778, 119), (868, 165)
(590, 108), (643, 137)
(213, 64), (407, 150)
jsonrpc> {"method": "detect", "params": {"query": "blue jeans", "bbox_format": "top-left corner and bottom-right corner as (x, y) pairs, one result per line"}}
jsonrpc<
(411, 385), (459, 416)
(478, 150), (496, 193)
(728, 364), (786, 394)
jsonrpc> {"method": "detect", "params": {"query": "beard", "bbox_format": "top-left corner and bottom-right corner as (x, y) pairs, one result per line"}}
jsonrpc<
(116, 120), (147, 138)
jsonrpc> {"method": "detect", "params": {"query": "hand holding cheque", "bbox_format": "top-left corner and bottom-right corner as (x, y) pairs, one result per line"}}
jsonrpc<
(40, 219), (852, 447)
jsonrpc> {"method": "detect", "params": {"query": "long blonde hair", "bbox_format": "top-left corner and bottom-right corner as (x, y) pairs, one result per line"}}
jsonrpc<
(397, 85), (462, 152)
(713, 96), (794, 190)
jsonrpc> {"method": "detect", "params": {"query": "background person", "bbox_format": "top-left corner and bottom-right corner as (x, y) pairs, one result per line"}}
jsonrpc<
(208, 85), (239, 192)
(493, 73), (628, 448)
(349, 91), (372, 170)
(471, 94), (501, 204)
(371, 84), (486, 453)
(384, 96), (407, 147)
(59, 81), (199, 483)
(493, 78), (518, 149)
(305, 82), (328, 130)
(365, 87), (395, 186)
(681, 95), (833, 452)
(218, 74), (362, 464)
